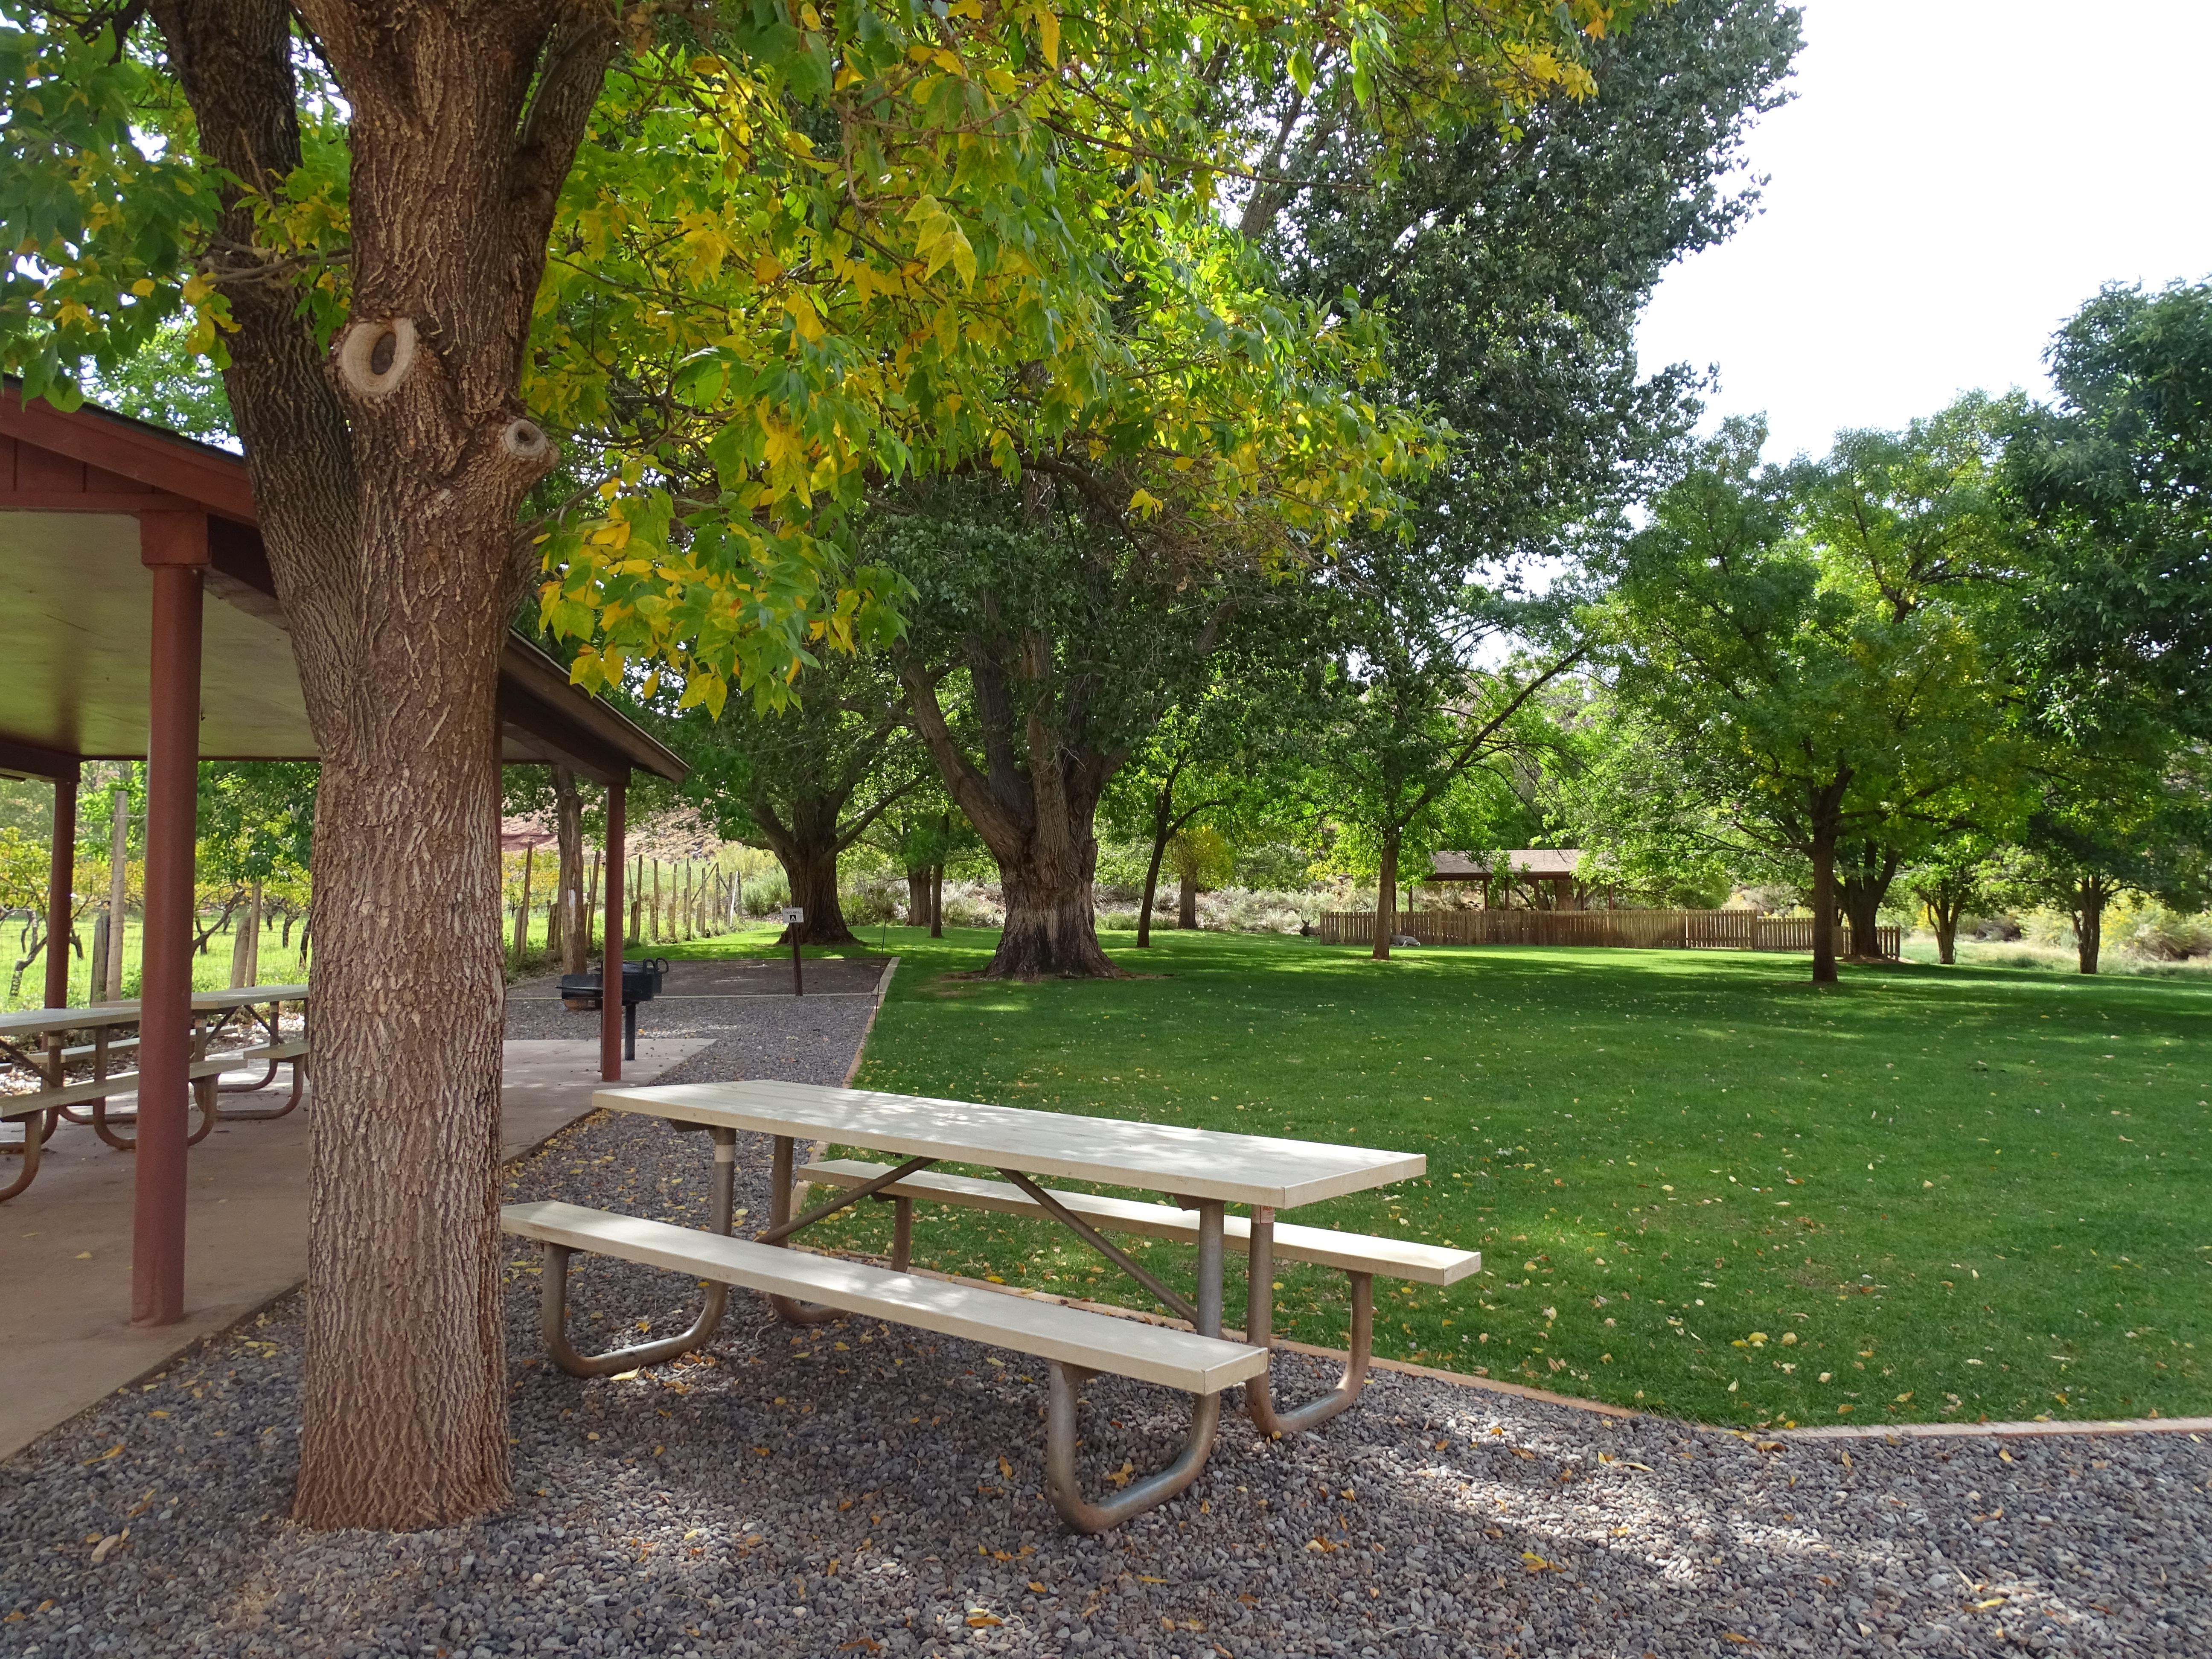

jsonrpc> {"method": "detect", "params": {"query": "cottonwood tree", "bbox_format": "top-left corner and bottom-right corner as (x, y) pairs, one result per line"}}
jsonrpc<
(1, 0), (1650, 1531)
(878, 483), (1272, 976)
(1296, 571), (1576, 958)
(1602, 419), (2022, 984)
(2007, 281), (2212, 742)
(652, 652), (920, 945)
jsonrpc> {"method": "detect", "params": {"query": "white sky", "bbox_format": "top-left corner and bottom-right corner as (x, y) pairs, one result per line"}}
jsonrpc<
(1635, 0), (2212, 462)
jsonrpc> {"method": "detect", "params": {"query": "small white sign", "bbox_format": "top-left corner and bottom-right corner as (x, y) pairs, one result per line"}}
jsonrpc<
(780, 907), (805, 925)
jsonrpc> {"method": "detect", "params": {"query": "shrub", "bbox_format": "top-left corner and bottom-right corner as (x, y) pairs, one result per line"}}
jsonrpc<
(741, 870), (791, 917)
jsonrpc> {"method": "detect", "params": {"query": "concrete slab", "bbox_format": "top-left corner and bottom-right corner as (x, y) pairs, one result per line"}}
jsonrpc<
(0, 1037), (711, 1463)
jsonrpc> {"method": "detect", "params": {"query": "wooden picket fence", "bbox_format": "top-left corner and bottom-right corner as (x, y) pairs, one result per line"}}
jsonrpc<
(1315, 908), (1900, 960)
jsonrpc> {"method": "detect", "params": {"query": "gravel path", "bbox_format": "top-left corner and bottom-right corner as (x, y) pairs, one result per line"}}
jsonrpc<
(7, 984), (2211, 1657)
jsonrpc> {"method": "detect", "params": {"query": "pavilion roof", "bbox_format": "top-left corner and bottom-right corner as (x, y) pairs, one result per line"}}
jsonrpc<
(0, 387), (684, 786)
(1429, 849), (1583, 881)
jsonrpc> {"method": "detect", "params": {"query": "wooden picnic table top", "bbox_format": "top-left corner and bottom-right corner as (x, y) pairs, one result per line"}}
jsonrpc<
(595, 1078), (1425, 1210)
(0, 984), (309, 1042)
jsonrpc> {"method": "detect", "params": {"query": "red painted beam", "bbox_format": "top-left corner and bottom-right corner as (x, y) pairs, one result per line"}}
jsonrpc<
(132, 510), (207, 1327)
(601, 778), (626, 1082)
(0, 389), (256, 524)
(45, 771), (77, 1010)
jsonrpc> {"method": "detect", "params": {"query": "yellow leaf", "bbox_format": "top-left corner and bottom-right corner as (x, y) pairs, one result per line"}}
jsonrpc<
(1036, 5), (1060, 67)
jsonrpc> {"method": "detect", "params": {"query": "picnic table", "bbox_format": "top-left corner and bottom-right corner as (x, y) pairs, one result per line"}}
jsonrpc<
(0, 985), (311, 1200)
(504, 1079), (1479, 1532)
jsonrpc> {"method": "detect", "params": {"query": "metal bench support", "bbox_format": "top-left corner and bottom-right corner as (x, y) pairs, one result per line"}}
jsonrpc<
(1243, 1208), (1373, 1437)
(1044, 1199), (1226, 1532)
(763, 1135), (938, 1324)
(541, 1126), (737, 1376)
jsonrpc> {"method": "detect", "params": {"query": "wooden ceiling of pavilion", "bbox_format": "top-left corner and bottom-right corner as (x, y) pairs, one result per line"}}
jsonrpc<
(0, 387), (684, 788)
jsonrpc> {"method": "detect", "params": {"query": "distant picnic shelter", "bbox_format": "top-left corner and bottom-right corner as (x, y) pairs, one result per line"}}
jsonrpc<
(1429, 849), (1607, 910)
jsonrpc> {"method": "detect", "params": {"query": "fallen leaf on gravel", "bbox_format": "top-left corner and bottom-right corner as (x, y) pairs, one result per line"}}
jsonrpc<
(81, 1445), (123, 1466)
(1105, 1461), (1134, 1488)
(1722, 1636), (1760, 1647)
(998, 1455), (1013, 1479)
(837, 1640), (881, 1652)
(965, 1613), (1003, 1627)
(1028, 1581), (1048, 1593)
(1306, 1539), (1340, 1553)
(1971, 1598), (2007, 1610)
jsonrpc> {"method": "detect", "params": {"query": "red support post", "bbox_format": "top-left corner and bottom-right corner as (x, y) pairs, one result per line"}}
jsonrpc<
(133, 511), (207, 1328)
(45, 769), (78, 1009)
(600, 775), (626, 1083)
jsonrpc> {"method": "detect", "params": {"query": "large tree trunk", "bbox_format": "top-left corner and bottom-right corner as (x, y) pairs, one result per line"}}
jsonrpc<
(1372, 832), (1400, 962)
(896, 657), (1121, 978)
(1839, 840), (1900, 962)
(1808, 817), (1840, 987)
(930, 863), (944, 937)
(907, 867), (931, 927)
(149, 0), (617, 1530)
(995, 840), (1118, 976)
(757, 793), (858, 946)
(2073, 876), (2107, 975)
(1177, 864), (1199, 930)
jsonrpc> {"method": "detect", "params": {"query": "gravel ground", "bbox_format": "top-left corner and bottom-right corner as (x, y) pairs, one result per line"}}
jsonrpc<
(7, 988), (2211, 1657)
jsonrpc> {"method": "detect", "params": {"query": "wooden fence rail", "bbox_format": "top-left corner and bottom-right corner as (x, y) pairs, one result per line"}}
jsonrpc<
(1315, 908), (1901, 960)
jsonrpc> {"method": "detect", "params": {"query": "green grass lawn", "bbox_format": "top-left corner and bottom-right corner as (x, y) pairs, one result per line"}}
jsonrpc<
(664, 924), (2212, 1431)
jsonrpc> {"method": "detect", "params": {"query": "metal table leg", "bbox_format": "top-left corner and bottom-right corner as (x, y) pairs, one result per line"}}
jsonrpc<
(1042, 1196), (1229, 1533)
(765, 1134), (854, 1326)
(1243, 1206), (1373, 1437)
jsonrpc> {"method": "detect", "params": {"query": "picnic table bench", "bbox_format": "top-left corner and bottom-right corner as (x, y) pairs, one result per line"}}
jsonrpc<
(0, 986), (310, 1200)
(501, 1079), (1478, 1532)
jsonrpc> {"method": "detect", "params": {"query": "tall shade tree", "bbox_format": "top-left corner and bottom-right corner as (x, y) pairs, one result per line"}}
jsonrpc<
(1296, 576), (1575, 958)
(0, 0), (1644, 1530)
(878, 476), (1278, 976)
(1601, 419), (2020, 984)
(651, 652), (920, 945)
(2007, 281), (2212, 741)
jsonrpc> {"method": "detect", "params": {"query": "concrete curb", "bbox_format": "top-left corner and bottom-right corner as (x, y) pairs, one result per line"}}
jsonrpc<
(838, 955), (897, 1089)
(1777, 1415), (2212, 1442)
(786, 1245), (2209, 1441)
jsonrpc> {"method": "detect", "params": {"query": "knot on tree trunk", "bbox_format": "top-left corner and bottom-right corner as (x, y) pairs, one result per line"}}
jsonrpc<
(334, 317), (419, 399)
(500, 417), (554, 469)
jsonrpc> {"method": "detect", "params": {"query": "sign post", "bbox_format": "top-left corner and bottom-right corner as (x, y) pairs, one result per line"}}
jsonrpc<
(781, 907), (805, 997)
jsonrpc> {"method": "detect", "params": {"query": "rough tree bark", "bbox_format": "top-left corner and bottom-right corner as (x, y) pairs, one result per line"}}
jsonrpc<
(896, 655), (1121, 978)
(1838, 839), (1901, 962)
(2070, 874), (2111, 975)
(147, 0), (618, 1529)
(748, 758), (913, 948)
(1805, 784), (1846, 987)
(907, 867), (931, 926)
(1177, 862), (1200, 930)
(930, 863), (944, 937)
(1371, 832), (1401, 962)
